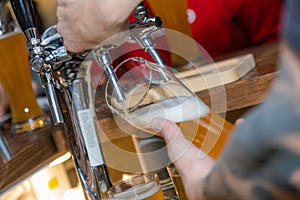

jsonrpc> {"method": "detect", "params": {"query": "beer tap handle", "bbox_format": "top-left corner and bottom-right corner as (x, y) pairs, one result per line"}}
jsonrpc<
(9, 0), (39, 41)
(9, 0), (65, 125)
(9, 0), (36, 31)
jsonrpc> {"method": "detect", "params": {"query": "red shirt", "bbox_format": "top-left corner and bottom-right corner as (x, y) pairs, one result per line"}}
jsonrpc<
(187, 0), (282, 58)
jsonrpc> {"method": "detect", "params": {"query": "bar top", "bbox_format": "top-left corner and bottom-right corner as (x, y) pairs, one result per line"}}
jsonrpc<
(198, 41), (279, 111)
(0, 41), (279, 194)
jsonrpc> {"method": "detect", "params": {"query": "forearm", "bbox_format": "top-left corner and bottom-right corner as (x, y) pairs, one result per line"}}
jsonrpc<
(201, 43), (300, 199)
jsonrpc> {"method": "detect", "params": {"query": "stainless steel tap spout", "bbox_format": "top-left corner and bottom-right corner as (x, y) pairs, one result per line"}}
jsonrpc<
(0, 131), (13, 163)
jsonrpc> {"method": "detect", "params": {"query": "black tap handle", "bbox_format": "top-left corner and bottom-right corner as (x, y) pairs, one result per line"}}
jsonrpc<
(10, 0), (37, 32)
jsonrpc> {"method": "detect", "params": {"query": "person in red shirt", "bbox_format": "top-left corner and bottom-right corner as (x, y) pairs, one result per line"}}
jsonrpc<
(144, 0), (283, 58)
(187, 0), (282, 58)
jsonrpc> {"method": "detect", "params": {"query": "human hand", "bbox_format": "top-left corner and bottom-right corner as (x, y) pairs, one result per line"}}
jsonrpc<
(150, 118), (215, 200)
(56, 0), (143, 52)
(235, 118), (245, 126)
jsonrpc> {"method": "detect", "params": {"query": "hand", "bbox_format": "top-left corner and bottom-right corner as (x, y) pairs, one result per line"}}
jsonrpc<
(235, 118), (245, 126)
(150, 118), (215, 200)
(56, 0), (143, 52)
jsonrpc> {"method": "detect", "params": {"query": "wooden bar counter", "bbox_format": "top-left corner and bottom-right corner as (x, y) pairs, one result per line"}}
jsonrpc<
(200, 41), (279, 111)
(0, 125), (67, 194)
(0, 41), (280, 194)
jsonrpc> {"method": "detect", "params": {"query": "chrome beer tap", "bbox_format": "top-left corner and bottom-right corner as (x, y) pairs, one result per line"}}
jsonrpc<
(130, 2), (170, 81)
(10, 0), (112, 199)
(9, 0), (171, 199)
(91, 3), (169, 106)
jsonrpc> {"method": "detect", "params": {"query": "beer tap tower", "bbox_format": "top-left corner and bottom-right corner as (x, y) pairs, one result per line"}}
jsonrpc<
(9, 1), (172, 199)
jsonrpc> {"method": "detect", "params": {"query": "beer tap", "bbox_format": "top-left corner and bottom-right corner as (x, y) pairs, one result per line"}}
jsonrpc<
(88, 2), (170, 106)
(9, 0), (172, 199)
(92, 2), (170, 103)
(93, 46), (126, 103)
(130, 2), (170, 82)
(9, 0), (66, 125)
(10, 0), (112, 199)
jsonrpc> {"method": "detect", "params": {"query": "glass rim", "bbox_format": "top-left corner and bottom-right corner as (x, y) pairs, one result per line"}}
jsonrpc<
(108, 173), (159, 195)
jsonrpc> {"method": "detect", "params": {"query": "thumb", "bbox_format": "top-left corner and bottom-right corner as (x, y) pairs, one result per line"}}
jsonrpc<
(150, 117), (215, 176)
(150, 117), (193, 162)
(150, 117), (185, 144)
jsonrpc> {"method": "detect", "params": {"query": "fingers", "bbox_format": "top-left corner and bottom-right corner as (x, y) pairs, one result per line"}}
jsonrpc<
(150, 117), (216, 191)
(150, 117), (198, 165)
(235, 118), (245, 126)
(150, 117), (184, 144)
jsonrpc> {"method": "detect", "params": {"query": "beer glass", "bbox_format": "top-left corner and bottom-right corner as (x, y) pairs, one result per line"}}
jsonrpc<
(108, 173), (164, 200)
(0, 1), (49, 136)
(167, 165), (187, 200)
(147, 0), (202, 67)
(106, 57), (233, 159)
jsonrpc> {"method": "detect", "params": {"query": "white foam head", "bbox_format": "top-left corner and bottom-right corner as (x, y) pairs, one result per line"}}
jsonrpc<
(128, 96), (209, 128)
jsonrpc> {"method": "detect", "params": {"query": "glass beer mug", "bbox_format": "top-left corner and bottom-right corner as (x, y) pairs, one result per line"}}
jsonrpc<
(106, 57), (233, 160)
(108, 173), (164, 200)
(0, 1), (49, 136)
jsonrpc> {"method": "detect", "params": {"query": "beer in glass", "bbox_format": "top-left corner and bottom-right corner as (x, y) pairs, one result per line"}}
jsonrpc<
(108, 173), (164, 200)
(0, 2), (49, 136)
(167, 165), (188, 200)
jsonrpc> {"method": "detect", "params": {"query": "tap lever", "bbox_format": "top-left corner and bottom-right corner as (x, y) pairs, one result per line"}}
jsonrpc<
(9, 0), (40, 51)
(40, 26), (72, 67)
(9, 0), (37, 32)
(130, 4), (162, 29)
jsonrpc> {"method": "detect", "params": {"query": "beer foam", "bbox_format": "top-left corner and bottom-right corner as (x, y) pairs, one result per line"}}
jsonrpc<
(128, 96), (210, 128)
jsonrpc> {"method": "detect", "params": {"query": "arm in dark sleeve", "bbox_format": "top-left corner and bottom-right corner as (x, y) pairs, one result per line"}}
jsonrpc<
(203, 55), (300, 199)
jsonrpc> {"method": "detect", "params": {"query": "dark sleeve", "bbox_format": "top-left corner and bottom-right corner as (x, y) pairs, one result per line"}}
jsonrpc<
(203, 1), (300, 199)
(283, 0), (300, 55)
(204, 72), (300, 199)
(223, 86), (300, 171)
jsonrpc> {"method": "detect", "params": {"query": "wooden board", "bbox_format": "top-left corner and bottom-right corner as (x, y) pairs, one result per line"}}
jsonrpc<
(175, 53), (256, 92)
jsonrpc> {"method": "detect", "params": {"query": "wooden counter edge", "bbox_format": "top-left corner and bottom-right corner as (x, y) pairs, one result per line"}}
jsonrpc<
(0, 126), (68, 194)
